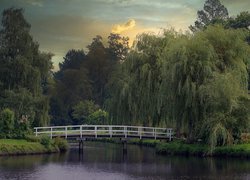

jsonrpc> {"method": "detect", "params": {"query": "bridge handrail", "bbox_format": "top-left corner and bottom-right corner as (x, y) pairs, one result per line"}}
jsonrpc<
(34, 125), (173, 141)
(34, 125), (170, 130)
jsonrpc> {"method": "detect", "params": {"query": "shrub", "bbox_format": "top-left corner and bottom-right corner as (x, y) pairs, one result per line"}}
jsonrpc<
(87, 109), (108, 125)
(54, 137), (69, 152)
(40, 135), (52, 148)
(0, 108), (15, 138)
(25, 135), (41, 142)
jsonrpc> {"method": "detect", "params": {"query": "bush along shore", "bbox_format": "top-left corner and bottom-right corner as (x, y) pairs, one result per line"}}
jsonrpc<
(0, 136), (69, 156)
(134, 140), (250, 158)
(88, 138), (250, 158)
(156, 141), (250, 158)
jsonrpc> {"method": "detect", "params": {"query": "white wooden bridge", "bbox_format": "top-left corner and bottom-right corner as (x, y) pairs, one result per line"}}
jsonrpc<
(34, 125), (173, 141)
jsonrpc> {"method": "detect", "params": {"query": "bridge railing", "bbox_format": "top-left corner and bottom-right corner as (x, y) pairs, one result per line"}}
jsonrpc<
(34, 125), (173, 140)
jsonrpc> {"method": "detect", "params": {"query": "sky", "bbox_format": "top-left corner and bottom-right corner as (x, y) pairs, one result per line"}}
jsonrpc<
(0, 0), (249, 71)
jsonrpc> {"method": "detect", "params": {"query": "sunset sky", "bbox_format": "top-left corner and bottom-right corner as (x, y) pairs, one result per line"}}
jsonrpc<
(0, 0), (249, 71)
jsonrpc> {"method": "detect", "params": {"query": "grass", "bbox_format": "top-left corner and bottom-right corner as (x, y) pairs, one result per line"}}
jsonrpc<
(128, 139), (161, 147)
(155, 141), (209, 156)
(0, 138), (68, 156)
(88, 137), (250, 158)
(155, 141), (250, 158)
(213, 143), (250, 157)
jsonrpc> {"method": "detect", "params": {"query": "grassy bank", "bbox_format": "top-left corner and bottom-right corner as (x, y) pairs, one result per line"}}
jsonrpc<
(88, 138), (250, 158)
(128, 139), (250, 157)
(156, 141), (250, 158)
(0, 137), (69, 156)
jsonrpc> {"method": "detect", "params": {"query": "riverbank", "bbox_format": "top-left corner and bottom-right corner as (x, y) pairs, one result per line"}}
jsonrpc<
(130, 139), (250, 158)
(87, 138), (250, 158)
(0, 137), (69, 156)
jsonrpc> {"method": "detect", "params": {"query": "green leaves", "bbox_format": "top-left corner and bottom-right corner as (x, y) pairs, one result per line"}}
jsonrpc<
(106, 25), (250, 147)
(87, 109), (108, 125)
(0, 8), (52, 128)
(0, 108), (15, 138)
(72, 100), (108, 125)
(190, 0), (229, 32)
(72, 100), (99, 124)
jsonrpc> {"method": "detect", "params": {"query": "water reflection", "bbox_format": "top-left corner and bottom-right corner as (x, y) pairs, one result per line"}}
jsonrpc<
(0, 141), (249, 180)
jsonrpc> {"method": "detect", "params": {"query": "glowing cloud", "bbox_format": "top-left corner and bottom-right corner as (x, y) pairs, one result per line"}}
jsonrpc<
(112, 19), (136, 34)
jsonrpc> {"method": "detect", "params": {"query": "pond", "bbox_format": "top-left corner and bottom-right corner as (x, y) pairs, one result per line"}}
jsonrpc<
(0, 141), (249, 180)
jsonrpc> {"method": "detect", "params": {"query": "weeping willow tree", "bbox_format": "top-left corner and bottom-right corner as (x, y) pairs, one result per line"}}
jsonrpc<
(106, 25), (250, 148)
(160, 25), (250, 144)
(159, 30), (216, 141)
(198, 26), (250, 147)
(105, 33), (165, 126)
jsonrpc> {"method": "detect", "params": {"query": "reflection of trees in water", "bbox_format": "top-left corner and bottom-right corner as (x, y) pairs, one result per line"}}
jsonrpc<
(0, 142), (250, 179)
(165, 156), (250, 179)
(0, 152), (68, 169)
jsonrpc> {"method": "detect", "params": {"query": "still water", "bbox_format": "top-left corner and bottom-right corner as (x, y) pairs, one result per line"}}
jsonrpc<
(0, 141), (250, 180)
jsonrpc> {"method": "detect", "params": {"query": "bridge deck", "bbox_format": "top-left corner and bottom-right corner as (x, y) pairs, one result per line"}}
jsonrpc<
(34, 125), (173, 141)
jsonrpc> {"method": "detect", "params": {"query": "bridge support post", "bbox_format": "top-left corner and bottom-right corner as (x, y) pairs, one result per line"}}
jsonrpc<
(79, 139), (84, 153)
(121, 138), (127, 154)
(153, 128), (156, 140)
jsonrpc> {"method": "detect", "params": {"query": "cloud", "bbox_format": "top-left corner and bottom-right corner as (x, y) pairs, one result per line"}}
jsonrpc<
(112, 19), (136, 33)
(22, 0), (43, 7)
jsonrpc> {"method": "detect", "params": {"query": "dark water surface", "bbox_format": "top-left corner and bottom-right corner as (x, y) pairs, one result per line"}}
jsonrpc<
(0, 142), (249, 180)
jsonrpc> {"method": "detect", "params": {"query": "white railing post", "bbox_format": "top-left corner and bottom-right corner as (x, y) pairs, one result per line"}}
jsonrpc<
(65, 126), (67, 139)
(95, 126), (97, 138)
(169, 128), (172, 141)
(109, 126), (112, 138)
(138, 127), (142, 139)
(154, 128), (156, 140)
(50, 127), (53, 139)
(124, 126), (127, 138)
(35, 128), (38, 136)
(80, 125), (82, 138)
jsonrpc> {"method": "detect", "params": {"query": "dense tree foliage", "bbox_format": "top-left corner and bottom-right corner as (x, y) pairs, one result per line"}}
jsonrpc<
(0, 1), (249, 150)
(0, 108), (14, 138)
(189, 0), (229, 32)
(50, 33), (129, 125)
(105, 33), (164, 126)
(72, 100), (99, 124)
(106, 26), (250, 147)
(0, 8), (52, 131)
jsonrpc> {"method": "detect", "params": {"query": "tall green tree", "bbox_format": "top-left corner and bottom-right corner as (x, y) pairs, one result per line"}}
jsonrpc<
(225, 11), (250, 90)
(55, 49), (86, 80)
(85, 34), (128, 106)
(161, 25), (250, 143)
(85, 36), (109, 105)
(106, 26), (250, 147)
(105, 33), (165, 126)
(50, 68), (92, 125)
(227, 11), (250, 30)
(189, 0), (229, 32)
(0, 8), (52, 127)
(108, 33), (129, 62)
